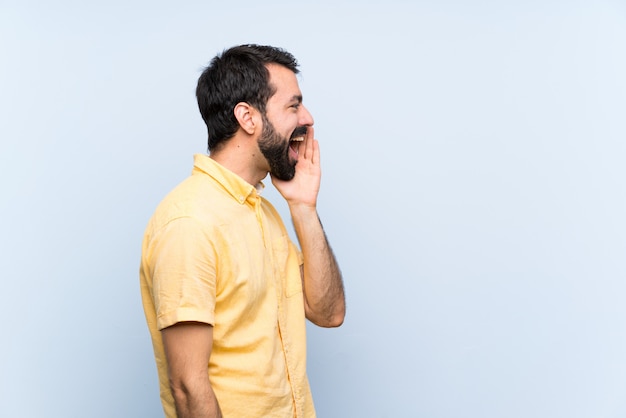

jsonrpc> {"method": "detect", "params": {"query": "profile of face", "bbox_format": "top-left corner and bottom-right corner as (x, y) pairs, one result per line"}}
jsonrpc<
(257, 64), (314, 181)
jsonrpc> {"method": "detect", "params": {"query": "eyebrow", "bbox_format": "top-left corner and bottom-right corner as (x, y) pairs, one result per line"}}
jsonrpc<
(289, 95), (303, 104)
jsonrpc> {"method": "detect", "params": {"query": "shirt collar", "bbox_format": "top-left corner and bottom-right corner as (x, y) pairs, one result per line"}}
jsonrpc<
(191, 154), (263, 205)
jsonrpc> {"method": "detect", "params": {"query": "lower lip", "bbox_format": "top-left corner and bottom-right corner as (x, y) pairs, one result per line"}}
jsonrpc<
(289, 144), (298, 160)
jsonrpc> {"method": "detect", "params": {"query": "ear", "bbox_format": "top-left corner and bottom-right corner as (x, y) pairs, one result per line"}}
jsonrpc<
(233, 102), (259, 135)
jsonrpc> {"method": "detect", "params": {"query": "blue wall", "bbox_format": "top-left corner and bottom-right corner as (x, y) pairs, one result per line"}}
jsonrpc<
(2, 1), (625, 416)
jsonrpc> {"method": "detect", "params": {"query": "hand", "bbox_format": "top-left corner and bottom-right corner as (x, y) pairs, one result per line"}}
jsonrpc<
(272, 126), (321, 208)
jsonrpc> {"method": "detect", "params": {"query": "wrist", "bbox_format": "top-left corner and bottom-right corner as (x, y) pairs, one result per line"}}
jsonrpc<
(288, 202), (318, 221)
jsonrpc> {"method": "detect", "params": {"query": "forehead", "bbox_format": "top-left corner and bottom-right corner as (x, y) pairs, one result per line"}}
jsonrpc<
(266, 63), (302, 101)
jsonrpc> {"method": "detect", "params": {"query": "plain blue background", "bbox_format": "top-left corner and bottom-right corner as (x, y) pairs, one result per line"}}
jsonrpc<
(1, 1), (625, 417)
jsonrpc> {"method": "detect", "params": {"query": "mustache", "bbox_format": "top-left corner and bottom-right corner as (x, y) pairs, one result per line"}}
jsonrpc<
(290, 126), (308, 140)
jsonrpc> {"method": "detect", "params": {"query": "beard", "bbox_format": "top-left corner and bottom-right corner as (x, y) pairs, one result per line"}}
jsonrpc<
(258, 115), (307, 181)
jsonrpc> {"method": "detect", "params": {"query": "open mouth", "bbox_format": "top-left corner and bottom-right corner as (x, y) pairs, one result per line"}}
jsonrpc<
(288, 127), (307, 157)
(289, 136), (304, 157)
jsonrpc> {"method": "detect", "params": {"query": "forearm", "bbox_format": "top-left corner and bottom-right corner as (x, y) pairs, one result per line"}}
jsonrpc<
(171, 379), (222, 418)
(290, 204), (345, 327)
(162, 323), (221, 418)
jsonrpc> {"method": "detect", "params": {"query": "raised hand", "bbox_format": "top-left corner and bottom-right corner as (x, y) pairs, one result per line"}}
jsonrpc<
(271, 126), (321, 208)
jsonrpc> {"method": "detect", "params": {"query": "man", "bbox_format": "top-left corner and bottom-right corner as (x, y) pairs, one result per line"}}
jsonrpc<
(140, 44), (346, 418)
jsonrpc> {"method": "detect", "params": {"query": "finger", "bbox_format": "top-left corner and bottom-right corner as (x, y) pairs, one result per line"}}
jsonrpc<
(304, 126), (315, 159)
(311, 138), (319, 165)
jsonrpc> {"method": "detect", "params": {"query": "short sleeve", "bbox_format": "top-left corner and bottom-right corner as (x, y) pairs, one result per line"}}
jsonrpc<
(149, 216), (217, 330)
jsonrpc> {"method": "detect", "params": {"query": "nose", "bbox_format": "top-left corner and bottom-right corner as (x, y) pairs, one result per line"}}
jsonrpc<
(299, 104), (314, 126)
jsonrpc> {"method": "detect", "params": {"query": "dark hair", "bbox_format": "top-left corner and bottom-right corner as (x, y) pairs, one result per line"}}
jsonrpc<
(196, 44), (299, 151)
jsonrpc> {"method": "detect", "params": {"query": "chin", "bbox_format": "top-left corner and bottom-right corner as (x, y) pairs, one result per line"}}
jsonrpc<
(273, 172), (295, 182)
(271, 166), (296, 181)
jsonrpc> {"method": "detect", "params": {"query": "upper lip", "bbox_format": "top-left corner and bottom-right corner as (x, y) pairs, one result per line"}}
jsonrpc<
(290, 127), (308, 140)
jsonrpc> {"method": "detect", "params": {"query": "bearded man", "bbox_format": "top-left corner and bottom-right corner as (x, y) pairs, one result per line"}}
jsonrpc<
(140, 44), (346, 418)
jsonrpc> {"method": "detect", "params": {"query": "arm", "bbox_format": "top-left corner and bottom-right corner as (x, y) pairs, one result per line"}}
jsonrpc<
(291, 205), (345, 327)
(272, 127), (346, 327)
(161, 322), (222, 418)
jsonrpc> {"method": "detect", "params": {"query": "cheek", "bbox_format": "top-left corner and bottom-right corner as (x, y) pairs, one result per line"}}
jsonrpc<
(266, 111), (298, 138)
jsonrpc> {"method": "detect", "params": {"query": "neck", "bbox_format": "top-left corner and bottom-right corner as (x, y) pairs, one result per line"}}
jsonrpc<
(209, 134), (268, 186)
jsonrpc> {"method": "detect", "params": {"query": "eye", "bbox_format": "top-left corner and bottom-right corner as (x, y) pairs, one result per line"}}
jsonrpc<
(290, 103), (300, 110)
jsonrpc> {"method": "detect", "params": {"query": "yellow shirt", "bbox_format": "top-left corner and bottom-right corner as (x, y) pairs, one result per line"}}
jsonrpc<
(140, 154), (315, 417)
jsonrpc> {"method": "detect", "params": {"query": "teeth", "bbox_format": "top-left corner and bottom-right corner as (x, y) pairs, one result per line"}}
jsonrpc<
(291, 136), (305, 142)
